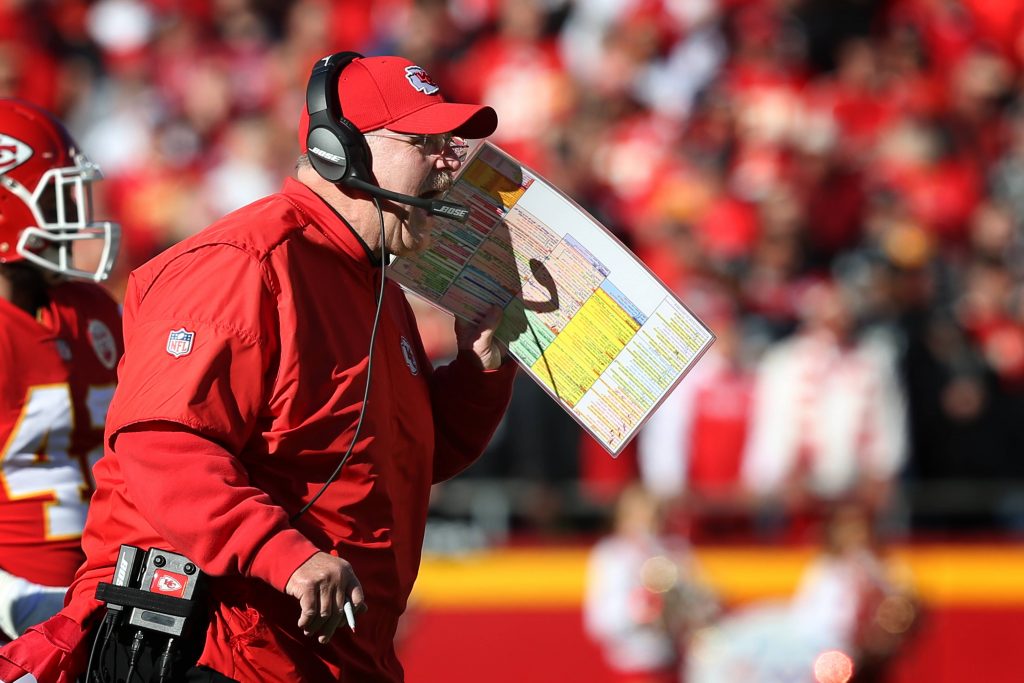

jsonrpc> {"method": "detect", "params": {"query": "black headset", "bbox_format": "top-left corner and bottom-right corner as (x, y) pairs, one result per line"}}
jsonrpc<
(305, 51), (370, 184)
(303, 51), (471, 222)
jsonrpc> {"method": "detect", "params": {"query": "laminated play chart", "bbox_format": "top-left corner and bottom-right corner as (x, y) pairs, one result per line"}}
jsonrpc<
(389, 143), (715, 455)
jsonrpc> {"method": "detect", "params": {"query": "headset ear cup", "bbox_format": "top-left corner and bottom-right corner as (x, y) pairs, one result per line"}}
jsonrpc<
(309, 154), (345, 183)
(304, 51), (368, 185)
(335, 118), (370, 183)
(307, 125), (349, 182)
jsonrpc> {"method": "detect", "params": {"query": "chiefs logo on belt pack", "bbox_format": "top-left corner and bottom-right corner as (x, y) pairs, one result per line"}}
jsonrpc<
(150, 569), (188, 597)
(166, 327), (195, 358)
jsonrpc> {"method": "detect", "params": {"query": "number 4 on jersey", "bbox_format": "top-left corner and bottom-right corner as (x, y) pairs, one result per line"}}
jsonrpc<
(0, 383), (114, 539)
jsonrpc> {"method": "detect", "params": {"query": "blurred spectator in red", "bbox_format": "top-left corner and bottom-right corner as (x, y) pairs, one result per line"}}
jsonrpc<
(961, 0), (1024, 66)
(945, 46), (1014, 168)
(887, 0), (979, 76)
(0, 39), (60, 113)
(638, 298), (756, 541)
(957, 205), (1024, 391)
(738, 187), (810, 336)
(587, 109), (688, 247)
(790, 143), (867, 261)
(0, 1), (62, 111)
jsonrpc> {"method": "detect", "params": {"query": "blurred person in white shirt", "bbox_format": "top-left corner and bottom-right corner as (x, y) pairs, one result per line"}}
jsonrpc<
(584, 484), (719, 683)
(740, 278), (907, 536)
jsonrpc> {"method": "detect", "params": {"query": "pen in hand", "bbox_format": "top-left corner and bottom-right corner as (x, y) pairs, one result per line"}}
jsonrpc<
(344, 600), (356, 632)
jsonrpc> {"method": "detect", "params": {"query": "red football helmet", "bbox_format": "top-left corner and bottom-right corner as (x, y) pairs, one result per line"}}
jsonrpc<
(0, 98), (119, 281)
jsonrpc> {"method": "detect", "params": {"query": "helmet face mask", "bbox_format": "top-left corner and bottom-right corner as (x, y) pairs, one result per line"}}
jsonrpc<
(0, 100), (120, 282)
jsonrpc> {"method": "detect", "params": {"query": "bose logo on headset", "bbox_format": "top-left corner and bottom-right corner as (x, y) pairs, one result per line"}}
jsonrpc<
(433, 204), (470, 219)
(309, 146), (345, 164)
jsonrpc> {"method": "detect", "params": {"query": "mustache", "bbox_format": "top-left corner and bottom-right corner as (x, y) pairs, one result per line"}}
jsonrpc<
(426, 172), (454, 195)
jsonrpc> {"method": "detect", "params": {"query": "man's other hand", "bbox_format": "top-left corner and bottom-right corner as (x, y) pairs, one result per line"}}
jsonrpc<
(455, 304), (504, 370)
(285, 552), (365, 644)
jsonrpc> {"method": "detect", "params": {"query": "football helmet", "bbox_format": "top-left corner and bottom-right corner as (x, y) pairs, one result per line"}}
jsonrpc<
(0, 98), (119, 281)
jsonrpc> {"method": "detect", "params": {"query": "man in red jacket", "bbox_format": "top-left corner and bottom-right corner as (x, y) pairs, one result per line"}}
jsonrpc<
(0, 53), (515, 682)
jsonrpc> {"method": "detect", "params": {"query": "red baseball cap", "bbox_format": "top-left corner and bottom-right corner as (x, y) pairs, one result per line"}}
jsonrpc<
(299, 55), (497, 152)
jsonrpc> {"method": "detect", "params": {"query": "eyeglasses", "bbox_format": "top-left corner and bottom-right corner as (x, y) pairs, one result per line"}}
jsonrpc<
(365, 131), (469, 162)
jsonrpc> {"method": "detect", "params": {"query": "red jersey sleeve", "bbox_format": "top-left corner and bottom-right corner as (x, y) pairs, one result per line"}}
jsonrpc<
(0, 284), (122, 586)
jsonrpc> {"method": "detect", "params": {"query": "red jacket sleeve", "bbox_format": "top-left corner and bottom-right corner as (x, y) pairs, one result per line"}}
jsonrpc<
(108, 245), (272, 453)
(114, 426), (320, 590)
(428, 350), (516, 483)
(104, 245), (319, 589)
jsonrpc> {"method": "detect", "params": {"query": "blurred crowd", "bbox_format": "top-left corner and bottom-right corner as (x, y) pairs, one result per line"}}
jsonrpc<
(5, 0), (1024, 541)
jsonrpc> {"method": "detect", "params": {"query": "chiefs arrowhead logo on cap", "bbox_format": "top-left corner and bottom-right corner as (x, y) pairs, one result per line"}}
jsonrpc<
(404, 65), (439, 95)
(0, 134), (33, 175)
